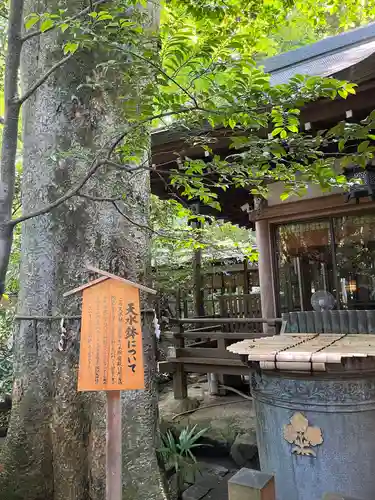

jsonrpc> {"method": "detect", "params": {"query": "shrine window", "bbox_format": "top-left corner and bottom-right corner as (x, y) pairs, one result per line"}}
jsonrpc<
(275, 212), (375, 312)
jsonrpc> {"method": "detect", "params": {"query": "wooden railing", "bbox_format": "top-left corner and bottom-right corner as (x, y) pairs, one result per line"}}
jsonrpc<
(159, 317), (284, 400)
(219, 294), (262, 332)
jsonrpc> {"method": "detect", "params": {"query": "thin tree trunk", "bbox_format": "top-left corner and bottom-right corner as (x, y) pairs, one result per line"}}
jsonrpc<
(0, 2), (166, 499)
(0, 0), (24, 296)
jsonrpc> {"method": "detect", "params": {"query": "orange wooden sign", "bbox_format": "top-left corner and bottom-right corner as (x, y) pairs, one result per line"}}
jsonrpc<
(78, 278), (144, 391)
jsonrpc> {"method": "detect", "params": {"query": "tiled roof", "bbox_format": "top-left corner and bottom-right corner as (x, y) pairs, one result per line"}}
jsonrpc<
(261, 22), (375, 84)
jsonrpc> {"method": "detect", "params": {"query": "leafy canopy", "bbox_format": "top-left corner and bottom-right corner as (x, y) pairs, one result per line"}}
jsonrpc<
(2, 0), (375, 286)
(6, 0), (375, 211)
(156, 2), (363, 205)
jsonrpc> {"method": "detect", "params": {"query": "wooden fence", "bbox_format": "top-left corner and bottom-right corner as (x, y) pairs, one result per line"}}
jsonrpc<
(159, 317), (284, 399)
(219, 294), (262, 331)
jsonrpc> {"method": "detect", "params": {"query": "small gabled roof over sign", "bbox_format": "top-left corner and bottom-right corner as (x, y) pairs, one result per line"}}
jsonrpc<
(63, 265), (156, 298)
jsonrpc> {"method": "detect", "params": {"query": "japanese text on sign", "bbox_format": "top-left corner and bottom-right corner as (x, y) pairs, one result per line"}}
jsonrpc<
(78, 279), (144, 391)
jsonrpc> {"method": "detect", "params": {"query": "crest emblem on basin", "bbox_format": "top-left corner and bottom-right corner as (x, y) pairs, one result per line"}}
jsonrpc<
(283, 412), (323, 456)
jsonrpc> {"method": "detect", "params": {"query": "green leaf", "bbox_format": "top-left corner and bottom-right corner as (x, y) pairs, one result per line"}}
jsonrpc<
(290, 74), (306, 84)
(63, 41), (79, 55)
(119, 19), (135, 27)
(338, 88), (348, 99)
(338, 139), (346, 152)
(271, 127), (283, 136)
(208, 201), (221, 211)
(25, 13), (40, 30)
(97, 11), (113, 21)
(336, 175), (347, 184)
(40, 18), (54, 32)
(60, 23), (69, 33)
(287, 125), (298, 133)
(358, 141), (370, 153)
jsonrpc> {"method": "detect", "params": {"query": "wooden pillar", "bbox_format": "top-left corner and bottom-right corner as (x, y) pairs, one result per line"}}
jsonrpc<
(221, 272), (225, 295)
(193, 245), (205, 317)
(173, 297), (187, 400)
(176, 287), (181, 319)
(255, 218), (276, 333)
(183, 295), (188, 319)
(106, 391), (122, 500)
(173, 335), (187, 400)
(296, 256), (305, 311)
(191, 203), (205, 318)
(243, 258), (250, 295)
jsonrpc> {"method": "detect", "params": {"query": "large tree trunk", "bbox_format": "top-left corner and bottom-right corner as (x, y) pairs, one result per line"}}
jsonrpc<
(0, 2), (166, 500)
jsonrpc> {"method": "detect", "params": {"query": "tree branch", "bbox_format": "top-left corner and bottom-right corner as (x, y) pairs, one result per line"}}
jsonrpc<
(116, 45), (199, 107)
(112, 202), (159, 234)
(8, 107), (199, 228)
(21, 0), (107, 42)
(77, 192), (122, 203)
(12, 202), (21, 216)
(79, 191), (220, 247)
(17, 53), (73, 105)
(104, 157), (150, 172)
(154, 169), (190, 209)
(9, 159), (105, 227)
(112, 201), (189, 242)
(107, 107), (200, 156)
(112, 202), (243, 252)
(103, 160), (133, 170)
(113, 202), (198, 239)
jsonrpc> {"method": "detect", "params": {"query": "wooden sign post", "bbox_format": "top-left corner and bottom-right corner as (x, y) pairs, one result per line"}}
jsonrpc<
(64, 266), (156, 500)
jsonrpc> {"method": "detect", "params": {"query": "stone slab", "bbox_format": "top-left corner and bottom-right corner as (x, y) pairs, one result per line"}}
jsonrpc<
(199, 461), (229, 477)
(230, 431), (258, 467)
(182, 483), (211, 500)
(195, 472), (222, 489)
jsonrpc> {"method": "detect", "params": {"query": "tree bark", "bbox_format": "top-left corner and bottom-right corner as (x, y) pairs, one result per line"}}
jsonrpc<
(0, 0), (24, 296)
(0, 2), (166, 500)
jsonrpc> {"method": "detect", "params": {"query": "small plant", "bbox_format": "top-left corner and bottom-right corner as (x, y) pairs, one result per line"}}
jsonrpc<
(159, 425), (209, 494)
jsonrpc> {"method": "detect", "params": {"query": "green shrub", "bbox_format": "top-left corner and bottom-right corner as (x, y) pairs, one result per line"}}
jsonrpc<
(159, 425), (209, 492)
